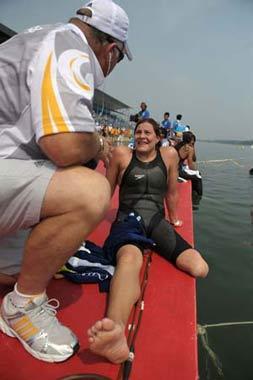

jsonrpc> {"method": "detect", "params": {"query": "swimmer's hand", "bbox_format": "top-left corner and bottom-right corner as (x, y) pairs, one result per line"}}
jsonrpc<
(170, 219), (183, 227)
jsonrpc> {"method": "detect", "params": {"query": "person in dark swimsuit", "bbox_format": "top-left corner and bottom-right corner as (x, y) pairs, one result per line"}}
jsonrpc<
(104, 143), (191, 264)
(87, 118), (209, 364)
(175, 132), (203, 196)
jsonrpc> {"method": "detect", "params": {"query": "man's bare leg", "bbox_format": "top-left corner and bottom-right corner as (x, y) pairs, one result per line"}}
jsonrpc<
(0, 166), (110, 362)
(88, 245), (143, 363)
(17, 166), (111, 294)
(176, 248), (209, 278)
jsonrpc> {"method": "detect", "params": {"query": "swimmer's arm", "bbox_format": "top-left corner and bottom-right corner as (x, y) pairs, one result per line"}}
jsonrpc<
(106, 147), (121, 197)
(164, 149), (181, 224)
(187, 146), (197, 170)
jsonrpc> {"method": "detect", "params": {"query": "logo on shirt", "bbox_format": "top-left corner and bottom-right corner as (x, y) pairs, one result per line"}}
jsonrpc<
(33, 160), (46, 168)
(134, 174), (145, 180)
(25, 26), (43, 34)
(58, 50), (92, 97)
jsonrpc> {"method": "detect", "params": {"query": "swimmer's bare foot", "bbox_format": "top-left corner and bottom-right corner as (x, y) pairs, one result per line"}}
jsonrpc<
(87, 318), (129, 364)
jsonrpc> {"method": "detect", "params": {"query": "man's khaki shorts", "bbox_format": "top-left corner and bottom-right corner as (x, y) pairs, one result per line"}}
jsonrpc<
(0, 159), (56, 274)
(0, 159), (56, 236)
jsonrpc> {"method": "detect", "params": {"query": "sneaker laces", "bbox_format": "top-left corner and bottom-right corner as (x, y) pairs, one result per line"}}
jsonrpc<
(28, 298), (61, 333)
(41, 299), (60, 317)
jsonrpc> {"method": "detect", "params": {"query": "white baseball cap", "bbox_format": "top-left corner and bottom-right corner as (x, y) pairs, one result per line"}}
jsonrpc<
(76, 0), (132, 60)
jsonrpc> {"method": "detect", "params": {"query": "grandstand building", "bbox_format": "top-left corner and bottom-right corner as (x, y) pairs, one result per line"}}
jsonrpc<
(0, 23), (132, 130)
(93, 88), (131, 129)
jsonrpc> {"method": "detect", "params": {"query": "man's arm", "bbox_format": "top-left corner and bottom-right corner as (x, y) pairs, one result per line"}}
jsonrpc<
(30, 28), (112, 168)
(162, 148), (182, 225)
(39, 132), (110, 167)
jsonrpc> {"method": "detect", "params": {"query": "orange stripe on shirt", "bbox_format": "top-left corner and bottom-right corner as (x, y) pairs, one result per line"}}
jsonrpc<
(41, 53), (70, 135)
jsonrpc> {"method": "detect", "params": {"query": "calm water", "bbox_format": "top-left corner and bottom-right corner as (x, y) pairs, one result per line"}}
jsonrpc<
(194, 142), (253, 380)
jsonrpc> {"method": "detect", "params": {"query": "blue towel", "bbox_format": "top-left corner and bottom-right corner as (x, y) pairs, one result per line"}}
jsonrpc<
(103, 212), (155, 264)
(60, 240), (114, 292)
(60, 213), (155, 291)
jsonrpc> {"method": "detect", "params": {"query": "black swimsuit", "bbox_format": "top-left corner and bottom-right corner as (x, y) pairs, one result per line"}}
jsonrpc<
(106, 149), (192, 264)
(118, 149), (167, 232)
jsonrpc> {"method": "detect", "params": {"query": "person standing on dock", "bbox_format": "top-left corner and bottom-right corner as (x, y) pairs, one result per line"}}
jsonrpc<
(87, 118), (209, 363)
(172, 114), (187, 137)
(0, 0), (132, 363)
(161, 111), (172, 138)
(138, 102), (150, 121)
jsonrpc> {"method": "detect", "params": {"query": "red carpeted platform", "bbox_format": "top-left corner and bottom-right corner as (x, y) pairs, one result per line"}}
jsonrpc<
(0, 179), (197, 380)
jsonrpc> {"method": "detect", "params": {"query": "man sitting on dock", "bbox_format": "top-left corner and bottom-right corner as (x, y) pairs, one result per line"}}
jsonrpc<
(87, 118), (209, 363)
(0, 0), (132, 363)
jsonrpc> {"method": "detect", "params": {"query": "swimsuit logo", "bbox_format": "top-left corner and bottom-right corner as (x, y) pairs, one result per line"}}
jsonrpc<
(134, 174), (145, 180)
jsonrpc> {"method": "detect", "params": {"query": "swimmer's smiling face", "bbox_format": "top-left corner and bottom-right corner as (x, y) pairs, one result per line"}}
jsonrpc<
(134, 121), (160, 153)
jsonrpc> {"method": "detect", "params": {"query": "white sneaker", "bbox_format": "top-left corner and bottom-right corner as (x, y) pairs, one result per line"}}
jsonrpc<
(0, 292), (79, 362)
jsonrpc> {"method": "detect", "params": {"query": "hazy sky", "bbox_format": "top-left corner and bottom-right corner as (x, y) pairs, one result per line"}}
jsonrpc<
(1, 0), (252, 139)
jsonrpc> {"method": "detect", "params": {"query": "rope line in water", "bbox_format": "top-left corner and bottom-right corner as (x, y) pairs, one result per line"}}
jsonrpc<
(198, 320), (253, 378)
(199, 321), (253, 329)
(198, 158), (245, 167)
(198, 326), (224, 378)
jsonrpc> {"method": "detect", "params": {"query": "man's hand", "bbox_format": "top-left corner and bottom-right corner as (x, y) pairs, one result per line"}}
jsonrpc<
(96, 137), (113, 168)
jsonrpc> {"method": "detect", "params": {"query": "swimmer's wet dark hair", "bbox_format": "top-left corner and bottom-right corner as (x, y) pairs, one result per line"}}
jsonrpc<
(182, 131), (196, 143)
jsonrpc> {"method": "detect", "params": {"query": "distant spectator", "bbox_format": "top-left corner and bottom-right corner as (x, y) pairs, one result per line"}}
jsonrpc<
(160, 128), (170, 147)
(177, 131), (197, 170)
(138, 102), (150, 121)
(175, 132), (202, 196)
(161, 112), (172, 138)
(172, 114), (187, 141)
(182, 131), (195, 145)
(172, 114), (182, 131)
